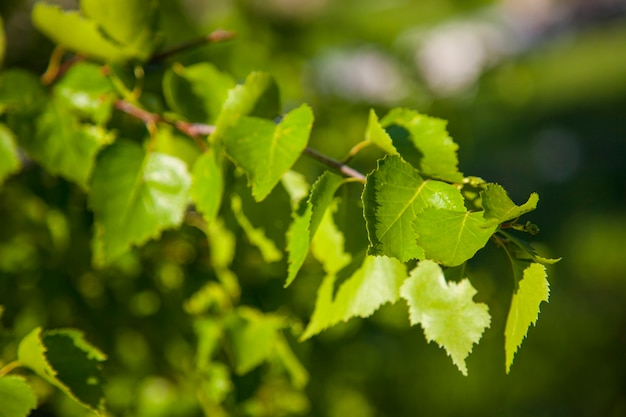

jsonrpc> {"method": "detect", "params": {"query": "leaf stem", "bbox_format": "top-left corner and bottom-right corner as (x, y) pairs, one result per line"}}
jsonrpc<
(149, 29), (236, 62)
(303, 147), (367, 183)
(0, 360), (22, 377)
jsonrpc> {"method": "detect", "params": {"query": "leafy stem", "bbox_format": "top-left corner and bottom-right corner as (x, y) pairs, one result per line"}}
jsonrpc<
(0, 360), (22, 377)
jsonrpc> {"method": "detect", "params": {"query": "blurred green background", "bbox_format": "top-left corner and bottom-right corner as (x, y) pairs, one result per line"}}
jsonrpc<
(2, 0), (626, 416)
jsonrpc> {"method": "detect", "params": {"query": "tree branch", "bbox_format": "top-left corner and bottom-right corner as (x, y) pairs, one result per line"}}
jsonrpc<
(149, 29), (236, 62)
(303, 147), (367, 183)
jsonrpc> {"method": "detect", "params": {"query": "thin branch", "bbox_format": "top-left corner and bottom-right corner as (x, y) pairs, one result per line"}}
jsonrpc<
(150, 29), (236, 62)
(304, 147), (367, 183)
(0, 360), (21, 377)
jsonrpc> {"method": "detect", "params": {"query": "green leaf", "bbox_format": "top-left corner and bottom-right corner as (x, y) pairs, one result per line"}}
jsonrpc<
(414, 209), (497, 266)
(213, 72), (280, 142)
(310, 199), (352, 275)
(301, 254), (406, 340)
(505, 263), (550, 373)
(163, 63), (236, 124)
(191, 148), (224, 224)
(285, 172), (345, 287)
(54, 62), (116, 124)
(0, 125), (21, 186)
(364, 109), (397, 154)
(0, 376), (37, 417)
(90, 142), (191, 266)
(81, 0), (156, 59)
(281, 170), (310, 206)
(481, 183), (539, 224)
(230, 193), (282, 263)
(223, 104), (313, 201)
(362, 155), (465, 262)
(17, 327), (106, 413)
(381, 108), (463, 182)
(225, 308), (285, 375)
(0, 69), (44, 115)
(24, 99), (114, 189)
(32, 4), (128, 62)
(400, 260), (490, 375)
(152, 125), (201, 168)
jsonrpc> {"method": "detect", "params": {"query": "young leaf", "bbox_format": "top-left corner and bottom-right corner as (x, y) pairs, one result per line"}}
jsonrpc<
(231, 194), (282, 263)
(414, 208), (498, 266)
(380, 108), (463, 182)
(32, 4), (127, 62)
(90, 142), (191, 266)
(481, 183), (539, 224)
(24, 99), (114, 189)
(505, 263), (550, 373)
(285, 172), (345, 287)
(191, 148), (224, 224)
(0, 124), (21, 186)
(163, 63), (236, 124)
(365, 109), (397, 155)
(17, 327), (106, 413)
(301, 254), (406, 340)
(223, 104), (313, 201)
(54, 62), (116, 124)
(81, 0), (156, 60)
(362, 155), (465, 262)
(0, 376), (37, 417)
(400, 260), (491, 375)
(213, 72), (280, 142)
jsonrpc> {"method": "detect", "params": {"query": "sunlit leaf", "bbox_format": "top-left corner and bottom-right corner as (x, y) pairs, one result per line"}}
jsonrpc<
(363, 155), (465, 262)
(17, 327), (106, 413)
(0, 376), (37, 417)
(224, 104), (313, 201)
(365, 109), (397, 154)
(90, 142), (191, 266)
(400, 260), (490, 375)
(505, 263), (550, 373)
(481, 183), (539, 224)
(0, 124), (20, 186)
(191, 148), (223, 224)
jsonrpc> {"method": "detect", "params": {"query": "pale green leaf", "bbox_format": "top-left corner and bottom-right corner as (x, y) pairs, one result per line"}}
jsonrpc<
(0, 376), (37, 417)
(414, 208), (497, 266)
(0, 124), (21, 185)
(482, 183), (539, 224)
(224, 104), (313, 201)
(32, 4), (127, 62)
(363, 155), (465, 262)
(281, 170), (310, 206)
(285, 172), (345, 287)
(191, 149), (223, 224)
(505, 263), (550, 373)
(225, 308), (285, 375)
(205, 218), (240, 298)
(54, 62), (116, 124)
(152, 125), (201, 168)
(400, 260), (490, 375)
(231, 194), (282, 263)
(17, 327), (106, 413)
(301, 255), (406, 340)
(310, 200), (352, 275)
(25, 99), (114, 189)
(365, 109), (397, 154)
(381, 108), (463, 182)
(81, 0), (156, 59)
(90, 142), (191, 266)
(213, 72), (280, 142)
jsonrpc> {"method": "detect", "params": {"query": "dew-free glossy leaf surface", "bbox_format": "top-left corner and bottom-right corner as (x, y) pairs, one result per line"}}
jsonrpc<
(414, 208), (497, 266)
(400, 260), (490, 375)
(505, 263), (550, 373)
(224, 104), (313, 201)
(363, 155), (465, 262)
(90, 142), (191, 266)
(0, 376), (37, 417)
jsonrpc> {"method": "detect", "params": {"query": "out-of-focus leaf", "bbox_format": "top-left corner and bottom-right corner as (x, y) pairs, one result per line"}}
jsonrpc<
(0, 376), (37, 417)
(0, 70), (44, 115)
(0, 124), (21, 185)
(191, 148), (223, 224)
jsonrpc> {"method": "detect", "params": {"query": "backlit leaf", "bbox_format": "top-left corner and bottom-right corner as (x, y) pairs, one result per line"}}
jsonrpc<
(90, 142), (191, 266)
(231, 193), (282, 263)
(362, 155), (465, 262)
(0, 124), (20, 186)
(400, 260), (490, 375)
(17, 327), (106, 413)
(191, 148), (224, 224)
(414, 208), (497, 266)
(365, 109), (397, 155)
(481, 183), (539, 224)
(0, 376), (37, 417)
(505, 263), (550, 373)
(381, 108), (463, 182)
(224, 104), (313, 201)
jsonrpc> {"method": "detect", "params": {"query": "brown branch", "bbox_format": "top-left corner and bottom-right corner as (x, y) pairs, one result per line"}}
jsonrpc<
(150, 29), (236, 62)
(303, 147), (367, 183)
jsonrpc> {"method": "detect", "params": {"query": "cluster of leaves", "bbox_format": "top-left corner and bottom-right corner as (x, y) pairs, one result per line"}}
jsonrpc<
(0, 1), (558, 415)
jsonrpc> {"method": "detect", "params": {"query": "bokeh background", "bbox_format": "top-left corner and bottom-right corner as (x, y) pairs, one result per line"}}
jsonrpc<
(2, 0), (626, 416)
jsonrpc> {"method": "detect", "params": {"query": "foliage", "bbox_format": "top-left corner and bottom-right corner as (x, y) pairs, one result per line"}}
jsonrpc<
(0, 1), (560, 415)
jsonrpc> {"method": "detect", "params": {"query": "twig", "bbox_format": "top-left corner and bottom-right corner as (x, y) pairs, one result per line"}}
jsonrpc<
(304, 147), (367, 183)
(150, 29), (236, 62)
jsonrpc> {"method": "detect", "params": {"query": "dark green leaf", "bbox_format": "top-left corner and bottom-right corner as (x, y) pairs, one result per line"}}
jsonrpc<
(0, 69), (44, 115)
